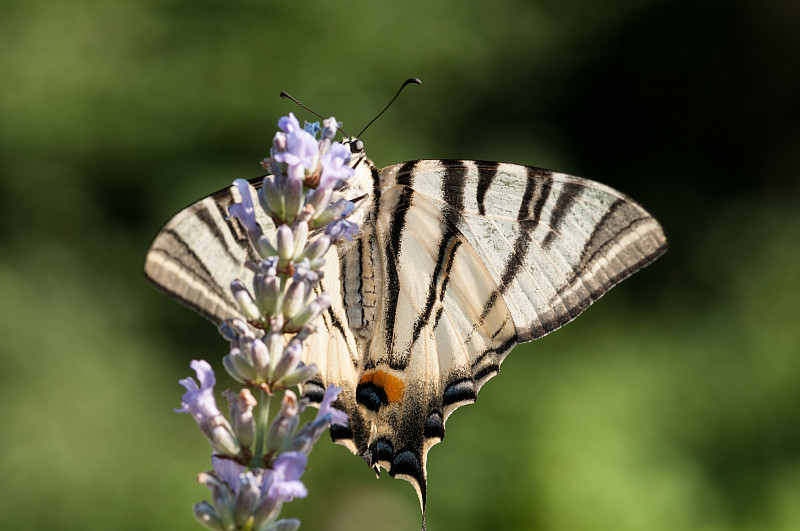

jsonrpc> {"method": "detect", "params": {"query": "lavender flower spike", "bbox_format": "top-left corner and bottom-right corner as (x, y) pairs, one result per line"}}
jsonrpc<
(177, 113), (360, 529)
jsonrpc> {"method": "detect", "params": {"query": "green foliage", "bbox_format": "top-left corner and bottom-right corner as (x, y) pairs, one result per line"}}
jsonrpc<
(1, 0), (798, 529)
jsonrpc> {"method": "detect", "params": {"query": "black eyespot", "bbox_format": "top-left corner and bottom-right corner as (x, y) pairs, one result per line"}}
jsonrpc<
(350, 139), (364, 154)
(356, 382), (388, 412)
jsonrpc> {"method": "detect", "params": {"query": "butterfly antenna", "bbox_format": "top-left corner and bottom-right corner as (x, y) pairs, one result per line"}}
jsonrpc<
(356, 77), (422, 139)
(279, 91), (352, 137)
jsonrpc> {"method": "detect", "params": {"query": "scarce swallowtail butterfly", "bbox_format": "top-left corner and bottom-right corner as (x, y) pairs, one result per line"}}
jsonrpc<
(144, 111), (667, 515)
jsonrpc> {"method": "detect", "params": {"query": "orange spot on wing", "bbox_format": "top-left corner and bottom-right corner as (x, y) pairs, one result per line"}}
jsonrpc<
(359, 370), (405, 404)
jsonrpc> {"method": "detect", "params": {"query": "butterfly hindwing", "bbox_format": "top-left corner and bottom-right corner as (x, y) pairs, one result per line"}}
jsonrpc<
(338, 173), (518, 506)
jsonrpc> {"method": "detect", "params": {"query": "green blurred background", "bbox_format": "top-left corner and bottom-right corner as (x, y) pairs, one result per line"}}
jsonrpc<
(2, 0), (798, 529)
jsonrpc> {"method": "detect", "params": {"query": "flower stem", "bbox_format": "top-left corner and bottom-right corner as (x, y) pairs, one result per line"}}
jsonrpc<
(254, 390), (272, 461)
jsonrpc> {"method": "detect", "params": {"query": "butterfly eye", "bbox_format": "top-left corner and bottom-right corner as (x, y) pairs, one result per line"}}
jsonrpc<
(349, 139), (364, 154)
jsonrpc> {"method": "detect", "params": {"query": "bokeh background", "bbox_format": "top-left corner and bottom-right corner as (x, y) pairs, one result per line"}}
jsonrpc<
(2, 0), (798, 529)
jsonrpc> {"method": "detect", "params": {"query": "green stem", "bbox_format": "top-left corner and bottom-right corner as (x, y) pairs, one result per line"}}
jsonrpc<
(254, 390), (272, 461)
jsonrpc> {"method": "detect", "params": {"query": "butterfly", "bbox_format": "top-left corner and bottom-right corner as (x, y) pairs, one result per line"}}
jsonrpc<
(145, 142), (668, 512)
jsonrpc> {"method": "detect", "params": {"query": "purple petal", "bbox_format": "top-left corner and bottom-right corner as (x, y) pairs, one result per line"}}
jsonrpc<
(177, 360), (220, 418)
(318, 142), (354, 190)
(212, 456), (246, 493)
(278, 113), (300, 133)
(228, 179), (262, 240)
(292, 258), (319, 284)
(262, 452), (309, 502)
(273, 129), (318, 171)
(273, 451), (307, 481)
(274, 480), (307, 502)
(325, 219), (359, 243)
(318, 385), (348, 426)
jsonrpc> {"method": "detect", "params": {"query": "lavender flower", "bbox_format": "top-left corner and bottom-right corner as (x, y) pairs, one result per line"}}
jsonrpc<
(273, 130), (318, 177)
(177, 361), (242, 457)
(318, 384), (349, 427)
(325, 218), (359, 242)
(228, 179), (263, 242)
(287, 385), (349, 455)
(319, 142), (355, 189)
(262, 452), (308, 502)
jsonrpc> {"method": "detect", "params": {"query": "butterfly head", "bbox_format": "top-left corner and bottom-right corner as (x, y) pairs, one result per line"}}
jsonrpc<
(345, 137), (364, 155)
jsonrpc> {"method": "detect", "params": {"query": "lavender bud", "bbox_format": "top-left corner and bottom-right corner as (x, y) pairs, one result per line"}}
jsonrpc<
(322, 117), (338, 141)
(251, 496), (282, 531)
(284, 293), (331, 331)
(223, 349), (257, 383)
(276, 225), (295, 263)
(273, 132), (287, 153)
(307, 187), (332, 218)
(312, 197), (353, 227)
(265, 331), (285, 373)
(284, 430), (314, 455)
(231, 280), (262, 322)
(225, 389), (257, 449)
(273, 342), (303, 383)
(259, 177), (284, 219)
(193, 501), (225, 531)
(207, 421), (242, 457)
(291, 221), (309, 260)
(232, 472), (260, 527)
(267, 390), (300, 454)
(254, 266), (281, 317)
(284, 174), (304, 223)
(300, 235), (330, 262)
(275, 363), (317, 387)
(220, 319), (251, 343)
(249, 337), (271, 374)
(228, 179), (263, 243)
(197, 472), (235, 528)
(254, 235), (278, 260)
(282, 280), (307, 320)
(253, 260), (283, 317)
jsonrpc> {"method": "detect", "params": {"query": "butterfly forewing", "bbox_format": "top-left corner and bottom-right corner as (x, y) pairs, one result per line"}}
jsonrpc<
(392, 160), (668, 340)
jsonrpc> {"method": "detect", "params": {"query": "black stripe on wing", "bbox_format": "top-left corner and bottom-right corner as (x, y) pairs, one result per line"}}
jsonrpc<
(383, 160), (417, 369)
(476, 161), (499, 216)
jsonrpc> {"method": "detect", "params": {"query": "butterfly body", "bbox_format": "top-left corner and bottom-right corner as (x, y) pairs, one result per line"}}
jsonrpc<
(145, 150), (667, 510)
